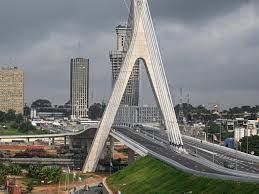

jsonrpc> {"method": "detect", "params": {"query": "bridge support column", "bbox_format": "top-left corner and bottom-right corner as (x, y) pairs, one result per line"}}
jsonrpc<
(69, 137), (73, 149)
(128, 148), (135, 165)
(110, 137), (115, 160)
(27, 138), (30, 143)
(81, 141), (86, 150)
(64, 136), (67, 147)
(52, 137), (55, 146)
(86, 139), (93, 154)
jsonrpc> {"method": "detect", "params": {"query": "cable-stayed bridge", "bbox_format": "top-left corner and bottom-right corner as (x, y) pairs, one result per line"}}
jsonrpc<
(1, 125), (259, 182)
(1, 0), (258, 183)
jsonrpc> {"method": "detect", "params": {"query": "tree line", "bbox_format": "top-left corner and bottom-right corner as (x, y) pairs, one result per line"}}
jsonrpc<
(0, 109), (36, 133)
(0, 164), (22, 184)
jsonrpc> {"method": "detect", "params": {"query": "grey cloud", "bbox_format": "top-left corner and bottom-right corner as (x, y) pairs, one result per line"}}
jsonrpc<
(0, 0), (258, 107)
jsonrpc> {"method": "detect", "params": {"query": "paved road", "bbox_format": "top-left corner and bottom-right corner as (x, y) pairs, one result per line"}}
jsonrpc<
(136, 127), (259, 174)
(76, 186), (102, 194)
(0, 124), (98, 139)
(114, 127), (227, 175)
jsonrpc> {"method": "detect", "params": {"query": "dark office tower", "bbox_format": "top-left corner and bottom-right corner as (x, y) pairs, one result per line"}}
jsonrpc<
(70, 58), (89, 121)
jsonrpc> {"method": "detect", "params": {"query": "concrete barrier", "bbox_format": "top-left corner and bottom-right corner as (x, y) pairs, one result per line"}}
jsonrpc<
(103, 177), (113, 194)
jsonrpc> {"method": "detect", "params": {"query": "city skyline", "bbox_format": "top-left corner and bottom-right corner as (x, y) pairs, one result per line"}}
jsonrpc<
(0, 0), (259, 107)
(0, 1), (258, 192)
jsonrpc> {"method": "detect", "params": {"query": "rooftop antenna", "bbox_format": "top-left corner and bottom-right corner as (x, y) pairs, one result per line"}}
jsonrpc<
(187, 92), (190, 105)
(178, 88), (184, 123)
(91, 90), (94, 104)
(9, 57), (16, 67)
(78, 41), (81, 57)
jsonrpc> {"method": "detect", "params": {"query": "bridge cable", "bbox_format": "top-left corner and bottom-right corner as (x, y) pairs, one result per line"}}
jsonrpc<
(123, 0), (130, 12)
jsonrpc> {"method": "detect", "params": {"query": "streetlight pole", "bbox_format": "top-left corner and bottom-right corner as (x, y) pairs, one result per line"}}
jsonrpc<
(212, 137), (215, 163)
(235, 142), (238, 171)
(58, 180), (60, 194)
(219, 123), (222, 144)
(251, 151), (255, 165)
(246, 131), (249, 154)
(109, 156), (112, 176)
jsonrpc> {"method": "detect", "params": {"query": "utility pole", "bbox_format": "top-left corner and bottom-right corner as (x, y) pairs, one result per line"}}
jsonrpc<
(235, 143), (238, 171)
(247, 132), (249, 154)
(212, 138), (215, 163)
(179, 88), (184, 124)
(219, 123), (222, 144)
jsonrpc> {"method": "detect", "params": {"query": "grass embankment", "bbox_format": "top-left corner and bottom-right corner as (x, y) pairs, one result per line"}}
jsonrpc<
(0, 129), (26, 135)
(107, 156), (259, 194)
(0, 128), (54, 136)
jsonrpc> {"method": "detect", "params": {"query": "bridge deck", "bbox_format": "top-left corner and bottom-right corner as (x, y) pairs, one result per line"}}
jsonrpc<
(113, 128), (224, 174)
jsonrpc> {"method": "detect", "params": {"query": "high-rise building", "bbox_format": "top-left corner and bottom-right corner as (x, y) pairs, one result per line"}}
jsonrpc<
(110, 24), (140, 106)
(70, 58), (89, 121)
(0, 67), (24, 114)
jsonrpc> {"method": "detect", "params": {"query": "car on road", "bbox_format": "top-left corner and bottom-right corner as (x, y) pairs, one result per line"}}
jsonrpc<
(224, 161), (235, 169)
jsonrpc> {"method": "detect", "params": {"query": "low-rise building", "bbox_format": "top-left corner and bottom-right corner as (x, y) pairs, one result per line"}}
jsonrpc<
(234, 124), (259, 142)
(30, 99), (71, 120)
(114, 105), (162, 126)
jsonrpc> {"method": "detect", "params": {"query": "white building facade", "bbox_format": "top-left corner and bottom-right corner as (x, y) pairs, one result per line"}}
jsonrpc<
(70, 58), (89, 121)
(114, 105), (162, 126)
(110, 25), (140, 106)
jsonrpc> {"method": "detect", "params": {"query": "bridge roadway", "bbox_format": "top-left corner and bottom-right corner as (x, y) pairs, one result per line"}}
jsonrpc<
(1, 124), (259, 181)
(136, 126), (259, 174)
(0, 125), (98, 140)
(112, 127), (259, 182)
(112, 127), (222, 174)
(0, 158), (74, 165)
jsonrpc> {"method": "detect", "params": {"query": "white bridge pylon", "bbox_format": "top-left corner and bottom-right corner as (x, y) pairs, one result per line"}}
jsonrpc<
(83, 0), (183, 172)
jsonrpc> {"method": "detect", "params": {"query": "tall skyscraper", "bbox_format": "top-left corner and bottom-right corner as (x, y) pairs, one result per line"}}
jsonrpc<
(110, 24), (140, 106)
(70, 58), (89, 121)
(0, 67), (24, 114)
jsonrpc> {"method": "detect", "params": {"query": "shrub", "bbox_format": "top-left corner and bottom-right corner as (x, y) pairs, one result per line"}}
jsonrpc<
(28, 166), (62, 183)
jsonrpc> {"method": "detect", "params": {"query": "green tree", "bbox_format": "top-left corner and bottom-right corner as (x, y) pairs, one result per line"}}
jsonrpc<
(26, 181), (34, 193)
(15, 113), (24, 124)
(240, 136), (259, 156)
(88, 103), (106, 120)
(10, 121), (19, 129)
(206, 121), (221, 141)
(0, 164), (7, 185)
(19, 121), (35, 132)
(6, 109), (16, 121)
(7, 164), (22, 176)
(24, 104), (31, 116)
(0, 111), (6, 123)
(28, 165), (62, 183)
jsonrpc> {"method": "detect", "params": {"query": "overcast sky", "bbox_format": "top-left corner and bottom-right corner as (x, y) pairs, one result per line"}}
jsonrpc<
(0, 0), (258, 109)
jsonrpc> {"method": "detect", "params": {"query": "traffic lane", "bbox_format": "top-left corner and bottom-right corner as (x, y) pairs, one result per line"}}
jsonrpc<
(116, 128), (226, 174)
(183, 138), (259, 172)
(141, 127), (259, 168)
(184, 144), (234, 171)
(139, 128), (259, 174)
(77, 187), (102, 194)
(182, 137), (259, 164)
